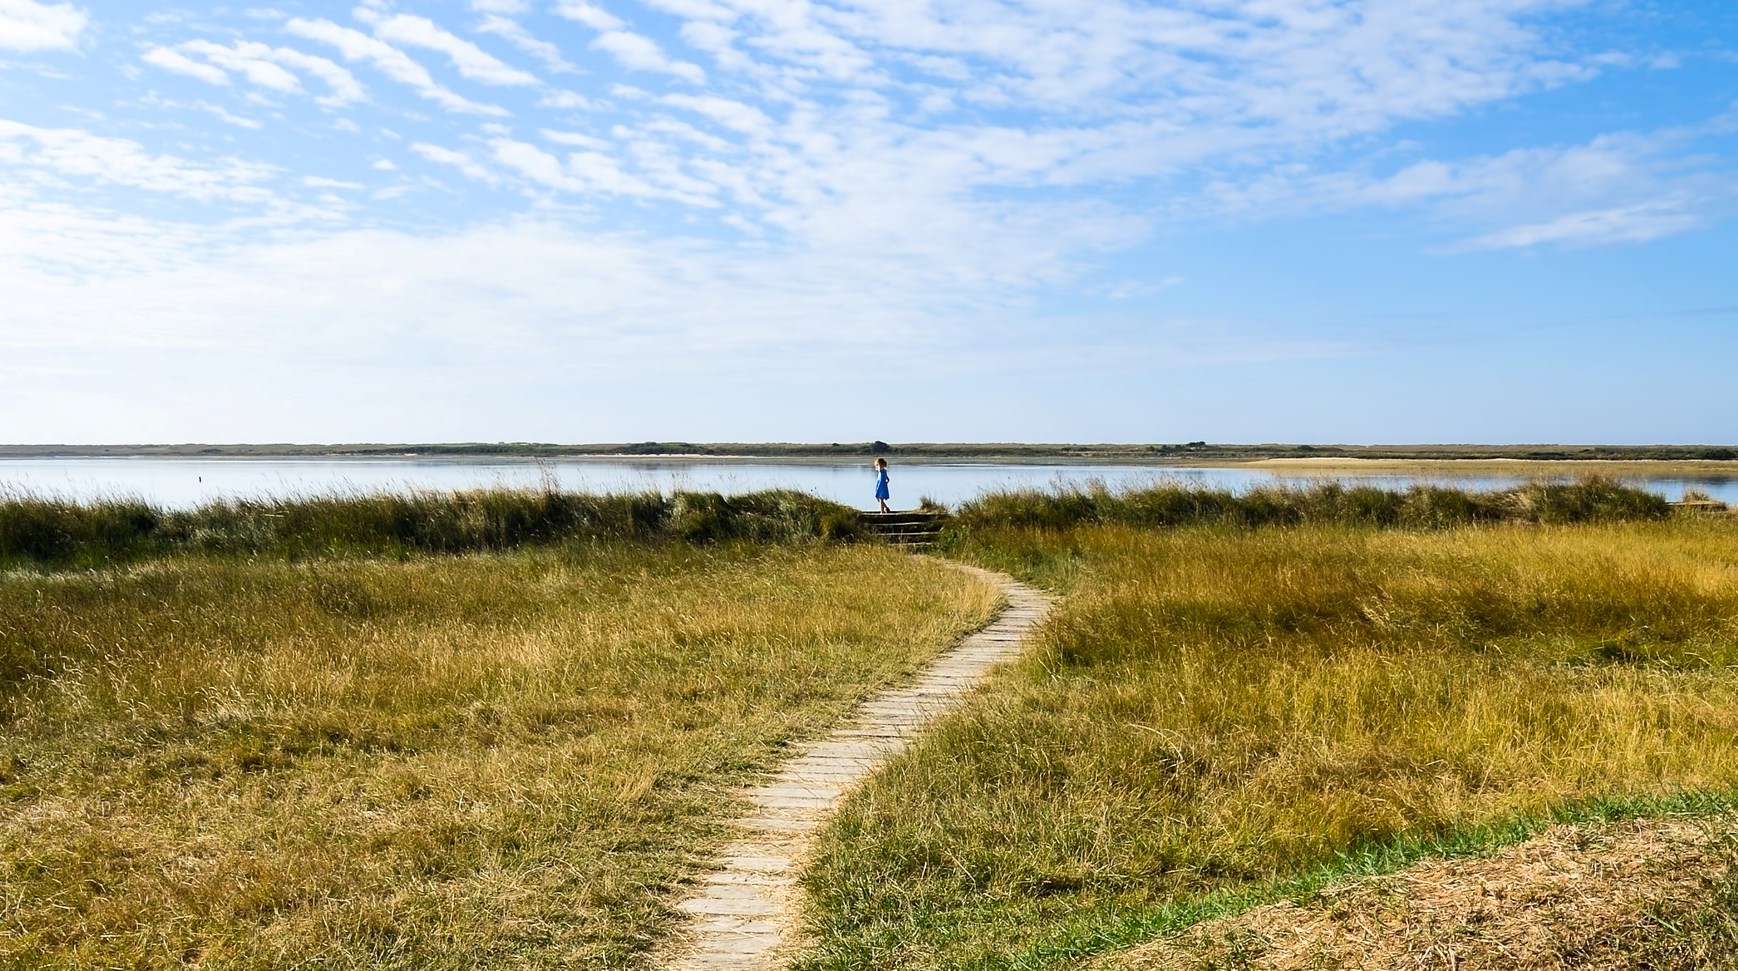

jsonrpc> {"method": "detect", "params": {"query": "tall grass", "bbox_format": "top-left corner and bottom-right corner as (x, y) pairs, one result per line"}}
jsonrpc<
(951, 478), (1670, 533)
(796, 517), (1738, 970)
(0, 543), (998, 968)
(0, 487), (864, 568)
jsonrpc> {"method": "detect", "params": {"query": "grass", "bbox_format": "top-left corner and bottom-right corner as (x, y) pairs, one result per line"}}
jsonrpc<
(794, 514), (1738, 970)
(948, 478), (1671, 533)
(0, 540), (999, 968)
(1098, 809), (1738, 970)
(0, 487), (865, 569)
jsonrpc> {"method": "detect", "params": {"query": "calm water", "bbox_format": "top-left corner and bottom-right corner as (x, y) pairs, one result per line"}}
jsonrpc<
(2, 457), (1735, 510)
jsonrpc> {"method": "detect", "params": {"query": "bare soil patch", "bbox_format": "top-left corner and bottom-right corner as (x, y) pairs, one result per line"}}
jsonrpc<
(1099, 814), (1738, 971)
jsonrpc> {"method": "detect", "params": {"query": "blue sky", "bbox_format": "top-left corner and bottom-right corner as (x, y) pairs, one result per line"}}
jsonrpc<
(1, 0), (1734, 445)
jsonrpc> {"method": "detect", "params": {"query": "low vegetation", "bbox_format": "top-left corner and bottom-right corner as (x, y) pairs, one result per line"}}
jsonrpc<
(0, 488), (863, 569)
(796, 514), (1738, 969)
(6, 480), (1732, 969)
(949, 478), (1671, 533)
(0, 541), (998, 968)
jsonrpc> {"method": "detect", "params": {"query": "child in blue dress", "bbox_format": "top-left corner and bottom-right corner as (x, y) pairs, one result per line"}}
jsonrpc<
(873, 457), (891, 513)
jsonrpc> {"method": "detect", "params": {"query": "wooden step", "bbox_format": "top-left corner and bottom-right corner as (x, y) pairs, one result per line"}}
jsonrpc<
(858, 510), (950, 546)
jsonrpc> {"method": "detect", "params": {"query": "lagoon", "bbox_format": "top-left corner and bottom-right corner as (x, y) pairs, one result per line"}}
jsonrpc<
(3, 456), (1735, 509)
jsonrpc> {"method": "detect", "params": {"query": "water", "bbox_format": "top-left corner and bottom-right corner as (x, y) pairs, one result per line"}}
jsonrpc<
(2, 456), (1735, 510)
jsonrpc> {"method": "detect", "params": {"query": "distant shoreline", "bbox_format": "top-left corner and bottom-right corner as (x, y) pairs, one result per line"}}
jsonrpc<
(1, 442), (1735, 464)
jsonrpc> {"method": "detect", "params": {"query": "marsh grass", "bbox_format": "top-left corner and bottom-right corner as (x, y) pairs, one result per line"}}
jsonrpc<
(0, 487), (865, 569)
(949, 478), (1670, 533)
(797, 517), (1738, 970)
(0, 542), (998, 968)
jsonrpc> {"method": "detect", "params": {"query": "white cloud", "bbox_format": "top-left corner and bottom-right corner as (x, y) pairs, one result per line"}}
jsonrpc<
(0, 0), (85, 51)
(0, 117), (277, 203)
(491, 138), (568, 187)
(661, 93), (772, 136)
(470, 0), (528, 12)
(182, 39), (300, 93)
(286, 17), (507, 116)
(302, 175), (366, 190)
(541, 128), (608, 150)
(143, 46), (230, 86)
(540, 89), (593, 109)
(553, 1), (625, 32)
(202, 102), (263, 130)
(592, 30), (705, 84)
(411, 141), (499, 185)
(477, 14), (573, 73)
(1462, 202), (1702, 250)
(144, 40), (367, 108)
(366, 13), (540, 87)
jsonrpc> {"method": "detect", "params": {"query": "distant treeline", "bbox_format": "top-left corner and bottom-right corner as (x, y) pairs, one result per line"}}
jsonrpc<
(952, 479), (1675, 532)
(3, 442), (1734, 461)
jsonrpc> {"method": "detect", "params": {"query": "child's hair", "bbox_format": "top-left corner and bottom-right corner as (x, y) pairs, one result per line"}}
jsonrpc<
(875, 457), (887, 467)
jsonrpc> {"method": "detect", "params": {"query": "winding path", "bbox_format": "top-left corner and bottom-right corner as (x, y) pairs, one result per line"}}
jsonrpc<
(650, 561), (1052, 970)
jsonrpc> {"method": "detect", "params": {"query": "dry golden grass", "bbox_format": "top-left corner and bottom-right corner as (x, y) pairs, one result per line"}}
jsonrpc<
(0, 543), (998, 969)
(797, 519), (1738, 970)
(1099, 813), (1738, 970)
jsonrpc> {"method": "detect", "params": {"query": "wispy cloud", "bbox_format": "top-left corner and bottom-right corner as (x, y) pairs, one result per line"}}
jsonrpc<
(360, 11), (540, 87)
(286, 17), (508, 116)
(144, 40), (367, 107)
(477, 14), (573, 74)
(0, 118), (277, 203)
(591, 29), (705, 84)
(5, 1), (1737, 444)
(552, 1), (624, 32)
(143, 46), (229, 86)
(1461, 202), (1702, 250)
(411, 141), (499, 185)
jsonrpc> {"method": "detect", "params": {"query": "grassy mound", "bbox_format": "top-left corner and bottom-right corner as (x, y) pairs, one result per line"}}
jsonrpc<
(796, 517), (1738, 969)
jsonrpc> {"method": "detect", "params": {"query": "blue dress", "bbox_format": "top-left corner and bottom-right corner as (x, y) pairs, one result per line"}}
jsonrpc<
(874, 469), (891, 501)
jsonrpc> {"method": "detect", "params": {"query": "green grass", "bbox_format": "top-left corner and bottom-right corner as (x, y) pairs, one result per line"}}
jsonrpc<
(948, 478), (1671, 533)
(795, 516), (1738, 970)
(0, 541), (999, 968)
(0, 487), (865, 569)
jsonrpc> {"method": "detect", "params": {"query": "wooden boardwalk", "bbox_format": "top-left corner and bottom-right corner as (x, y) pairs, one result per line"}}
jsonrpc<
(649, 562), (1051, 970)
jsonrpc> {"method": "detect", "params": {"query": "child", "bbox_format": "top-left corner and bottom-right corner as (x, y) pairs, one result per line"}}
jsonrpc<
(873, 457), (891, 513)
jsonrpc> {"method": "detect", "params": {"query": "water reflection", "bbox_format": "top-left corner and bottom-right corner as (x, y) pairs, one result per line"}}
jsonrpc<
(1, 457), (1734, 510)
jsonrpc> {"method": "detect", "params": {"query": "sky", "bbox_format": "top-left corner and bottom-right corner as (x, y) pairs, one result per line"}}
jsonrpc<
(0, 0), (1734, 445)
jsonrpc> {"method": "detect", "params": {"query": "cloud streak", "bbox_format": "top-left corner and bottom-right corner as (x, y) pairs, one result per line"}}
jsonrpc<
(286, 17), (508, 116)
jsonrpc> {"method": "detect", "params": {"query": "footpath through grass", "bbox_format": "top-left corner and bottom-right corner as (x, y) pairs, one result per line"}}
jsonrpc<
(0, 542), (998, 969)
(796, 515), (1738, 969)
